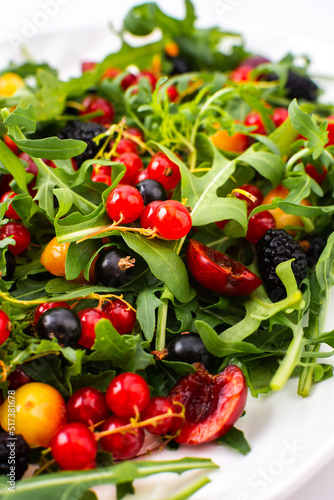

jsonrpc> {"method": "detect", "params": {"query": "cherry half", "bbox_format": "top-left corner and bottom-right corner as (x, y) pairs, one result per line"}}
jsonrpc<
(186, 239), (262, 296)
(168, 363), (247, 445)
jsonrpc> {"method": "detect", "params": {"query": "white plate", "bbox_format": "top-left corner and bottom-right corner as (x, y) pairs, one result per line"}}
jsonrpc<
(2, 2), (334, 498)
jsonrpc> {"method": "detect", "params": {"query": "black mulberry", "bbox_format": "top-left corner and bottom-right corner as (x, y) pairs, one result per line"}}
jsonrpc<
(58, 120), (106, 167)
(256, 229), (307, 302)
(0, 432), (30, 480)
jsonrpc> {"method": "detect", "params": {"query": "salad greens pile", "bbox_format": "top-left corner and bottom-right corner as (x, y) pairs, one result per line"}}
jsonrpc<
(1, 1), (334, 498)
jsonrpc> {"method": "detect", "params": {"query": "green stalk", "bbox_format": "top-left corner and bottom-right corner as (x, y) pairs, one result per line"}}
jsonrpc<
(155, 297), (169, 351)
(270, 323), (306, 391)
(163, 476), (212, 500)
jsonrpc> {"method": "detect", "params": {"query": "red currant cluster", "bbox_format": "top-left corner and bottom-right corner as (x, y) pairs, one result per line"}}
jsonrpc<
(50, 372), (184, 470)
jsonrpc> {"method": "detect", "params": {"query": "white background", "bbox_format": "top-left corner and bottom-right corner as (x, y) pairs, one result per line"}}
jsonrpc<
(1, 1), (334, 499)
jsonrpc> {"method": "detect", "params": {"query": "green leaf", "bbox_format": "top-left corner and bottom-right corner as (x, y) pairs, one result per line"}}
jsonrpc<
(122, 232), (190, 303)
(217, 427), (251, 455)
(0, 458), (218, 500)
(3, 104), (36, 132)
(13, 137), (87, 160)
(136, 284), (162, 342)
(65, 240), (101, 281)
(0, 139), (29, 193)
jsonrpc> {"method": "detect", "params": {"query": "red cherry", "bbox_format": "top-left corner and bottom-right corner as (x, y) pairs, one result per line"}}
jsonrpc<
(140, 200), (161, 230)
(117, 152), (143, 185)
(244, 111), (267, 135)
(8, 367), (34, 389)
(19, 152), (38, 176)
(186, 239), (262, 296)
(0, 222), (31, 255)
(0, 310), (11, 346)
(99, 415), (144, 460)
(167, 85), (178, 102)
(106, 372), (150, 418)
(153, 200), (192, 240)
(77, 308), (107, 349)
(246, 210), (276, 244)
(305, 164), (328, 184)
(133, 168), (149, 184)
(168, 364), (247, 445)
(35, 302), (70, 324)
(141, 396), (183, 436)
(102, 299), (136, 335)
(0, 191), (20, 220)
(121, 73), (138, 90)
(272, 107), (289, 128)
(80, 95), (114, 125)
(106, 185), (144, 224)
(147, 153), (181, 190)
(50, 422), (97, 470)
(91, 173), (112, 186)
(115, 138), (138, 155)
(67, 387), (109, 426)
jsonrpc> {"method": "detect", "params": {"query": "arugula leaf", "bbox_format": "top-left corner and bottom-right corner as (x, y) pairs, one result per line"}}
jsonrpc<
(217, 427), (251, 455)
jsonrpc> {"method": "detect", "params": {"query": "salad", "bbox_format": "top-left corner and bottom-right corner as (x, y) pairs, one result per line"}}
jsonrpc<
(0, 1), (334, 499)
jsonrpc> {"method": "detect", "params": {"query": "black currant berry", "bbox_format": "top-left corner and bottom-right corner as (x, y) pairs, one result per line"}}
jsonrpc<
(37, 307), (82, 347)
(3, 250), (16, 281)
(95, 247), (136, 287)
(135, 179), (167, 206)
(164, 333), (216, 368)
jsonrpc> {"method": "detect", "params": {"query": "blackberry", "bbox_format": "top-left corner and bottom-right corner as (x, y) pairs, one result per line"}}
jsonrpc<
(58, 120), (106, 167)
(285, 70), (318, 101)
(299, 235), (326, 268)
(0, 432), (30, 480)
(256, 229), (307, 302)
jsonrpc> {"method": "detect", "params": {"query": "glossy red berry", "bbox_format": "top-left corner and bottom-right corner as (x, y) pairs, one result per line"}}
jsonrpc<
(167, 85), (178, 102)
(19, 152), (38, 176)
(102, 299), (136, 335)
(91, 173), (112, 186)
(3, 134), (19, 154)
(0, 191), (20, 220)
(0, 310), (11, 346)
(230, 66), (252, 82)
(0, 222), (31, 255)
(67, 387), (109, 426)
(50, 422), (97, 470)
(106, 372), (150, 418)
(80, 95), (114, 125)
(134, 168), (149, 184)
(81, 61), (96, 73)
(8, 367), (34, 389)
(77, 308), (107, 349)
(147, 153), (181, 190)
(139, 71), (157, 90)
(235, 183), (263, 211)
(246, 210), (276, 244)
(244, 111), (266, 135)
(106, 185), (144, 224)
(93, 164), (111, 176)
(305, 164), (327, 184)
(139, 201), (161, 230)
(118, 152), (143, 185)
(152, 200), (192, 240)
(115, 138), (138, 155)
(34, 301), (70, 325)
(99, 415), (144, 460)
(272, 107), (289, 128)
(121, 73), (138, 91)
(141, 396), (183, 436)
(126, 127), (144, 143)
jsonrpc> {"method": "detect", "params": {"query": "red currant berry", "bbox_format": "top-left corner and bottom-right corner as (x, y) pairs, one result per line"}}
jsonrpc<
(50, 422), (97, 470)
(8, 367), (34, 389)
(91, 173), (112, 186)
(80, 95), (114, 125)
(0, 310), (11, 346)
(3, 134), (19, 154)
(133, 168), (149, 184)
(0, 222), (31, 255)
(167, 85), (178, 102)
(103, 299), (136, 335)
(272, 107), (289, 128)
(0, 191), (20, 219)
(230, 66), (252, 82)
(148, 153), (181, 190)
(152, 200), (192, 240)
(139, 71), (157, 90)
(81, 61), (96, 73)
(106, 185), (144, 224)
(141, 396), (183, 436)
(77, 308), (107, 349)
(34, 302), (70, 325)
(140, 201), (161, 230)
(115, 138), (138, 155)
(126, 127), (144, 143)
(19, 152), (38, 176)
(99, 415), (144, 460)
(235, 184), (263, 212)
(106, 372), (150, 418)
(305, 164), (327, 184)
(94, 164), (111, 176)
(244, 111), (267, 135)
(67, 387), (109, 426)
(246, 210), (276, 244)
(118, 152), (143, 185)
(121, 73), (138, 91)
(215, 220), (228, 231)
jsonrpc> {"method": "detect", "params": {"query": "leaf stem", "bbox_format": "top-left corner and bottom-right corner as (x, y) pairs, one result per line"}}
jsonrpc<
(163, 476), (212, 500)
(155, 298), (169, 351)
